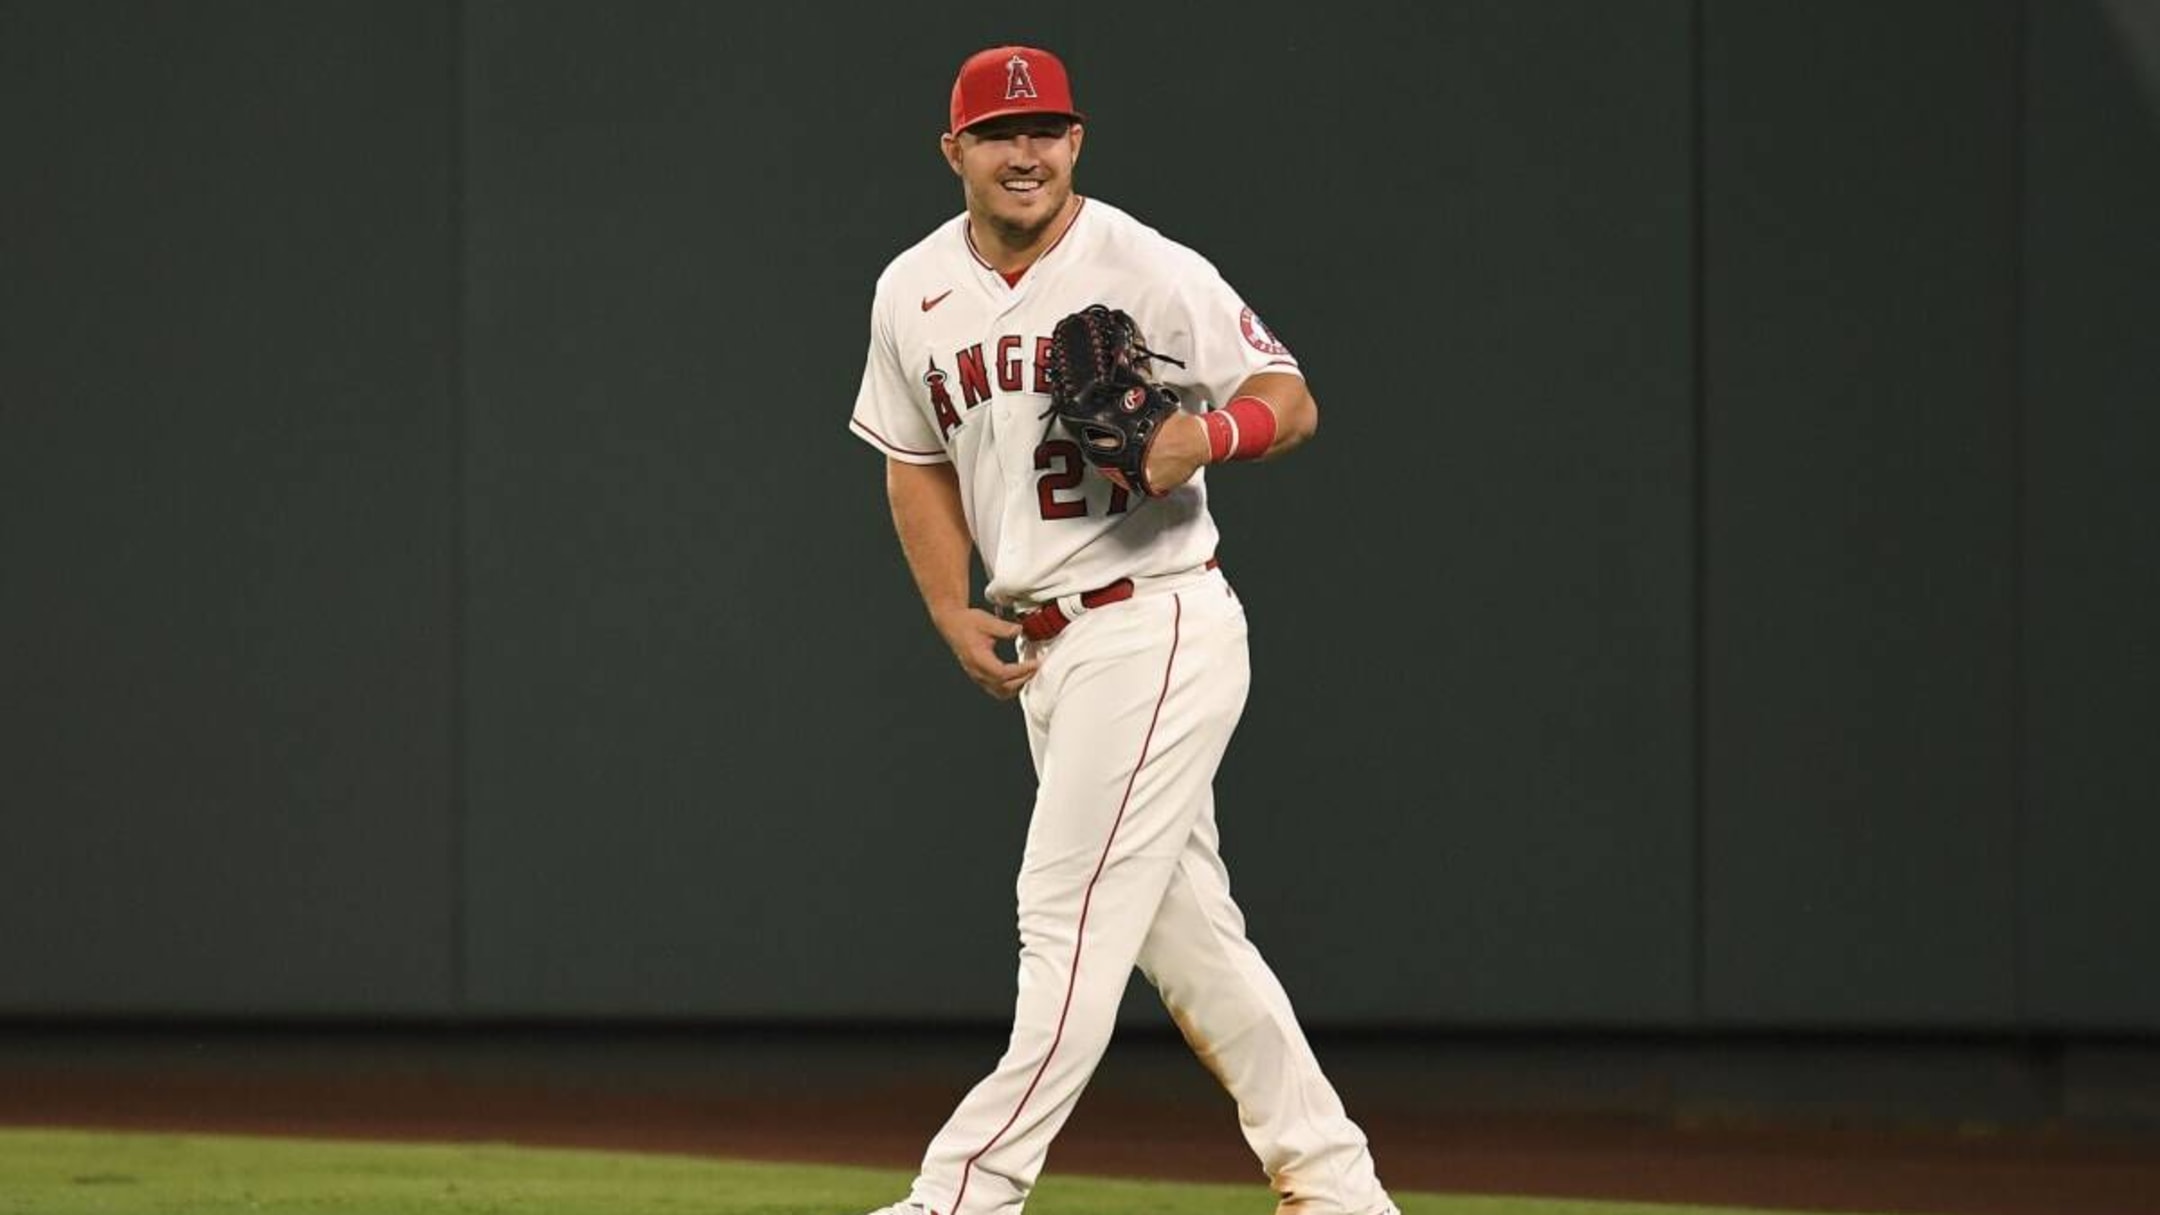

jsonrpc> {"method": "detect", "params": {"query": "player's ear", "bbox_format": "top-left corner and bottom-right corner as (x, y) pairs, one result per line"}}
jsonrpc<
(1068, 123), (1084, 164)
(940, 131), (963, 176)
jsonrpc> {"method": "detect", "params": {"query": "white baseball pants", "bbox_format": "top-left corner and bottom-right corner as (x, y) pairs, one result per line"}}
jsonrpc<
(906, 567), (1394, 1215)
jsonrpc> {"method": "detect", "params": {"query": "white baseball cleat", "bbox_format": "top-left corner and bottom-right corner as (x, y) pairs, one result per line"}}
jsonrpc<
(860, 1204), (932, 1215)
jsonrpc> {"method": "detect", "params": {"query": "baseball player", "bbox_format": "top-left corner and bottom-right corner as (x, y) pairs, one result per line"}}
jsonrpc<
(847, 45), (1397, 1215)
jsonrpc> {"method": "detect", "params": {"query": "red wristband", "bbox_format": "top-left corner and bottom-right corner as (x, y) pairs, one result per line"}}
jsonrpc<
(1202, 395), (1278, 463)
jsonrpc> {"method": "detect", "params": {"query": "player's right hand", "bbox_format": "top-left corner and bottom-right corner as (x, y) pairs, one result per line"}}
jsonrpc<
(933, 606), (1040, 700)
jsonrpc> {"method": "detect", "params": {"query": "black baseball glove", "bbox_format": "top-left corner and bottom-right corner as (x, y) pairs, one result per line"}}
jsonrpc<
(1044, 304), (1185, 498)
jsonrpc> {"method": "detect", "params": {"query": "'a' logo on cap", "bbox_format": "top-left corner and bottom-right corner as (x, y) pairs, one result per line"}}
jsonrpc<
(1004, 54), (1038, 101)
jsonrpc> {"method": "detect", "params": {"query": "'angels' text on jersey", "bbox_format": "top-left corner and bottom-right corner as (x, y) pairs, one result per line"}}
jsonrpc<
(923, 335), (1059, 437)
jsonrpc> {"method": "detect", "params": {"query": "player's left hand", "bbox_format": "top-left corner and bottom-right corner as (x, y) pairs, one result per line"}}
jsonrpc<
(1046, 304), (1197, 499)
(1141, 411), (1209, 496)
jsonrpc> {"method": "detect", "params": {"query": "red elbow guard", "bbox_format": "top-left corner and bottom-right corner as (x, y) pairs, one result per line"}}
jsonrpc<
(1203, 395), (1278, 463)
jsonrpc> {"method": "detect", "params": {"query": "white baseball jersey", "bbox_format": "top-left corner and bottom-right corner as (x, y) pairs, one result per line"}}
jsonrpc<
(848, 198), (1300, 607)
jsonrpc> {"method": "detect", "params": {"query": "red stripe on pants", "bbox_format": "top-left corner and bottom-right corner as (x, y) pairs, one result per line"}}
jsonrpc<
(947, 594), (1184, 1215)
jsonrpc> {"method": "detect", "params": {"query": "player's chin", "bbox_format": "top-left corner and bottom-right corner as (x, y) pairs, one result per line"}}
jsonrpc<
(991, 190), (1061, 237)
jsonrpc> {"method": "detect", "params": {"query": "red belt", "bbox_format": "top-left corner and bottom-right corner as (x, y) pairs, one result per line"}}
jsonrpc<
(1019, 557), (1219, 643)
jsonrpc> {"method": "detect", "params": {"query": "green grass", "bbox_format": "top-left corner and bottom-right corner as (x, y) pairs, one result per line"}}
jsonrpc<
(0, 1128), (1845, 1215)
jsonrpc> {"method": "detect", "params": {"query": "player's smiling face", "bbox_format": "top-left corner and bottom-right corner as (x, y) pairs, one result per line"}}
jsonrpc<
(942, 114), (1083, 247)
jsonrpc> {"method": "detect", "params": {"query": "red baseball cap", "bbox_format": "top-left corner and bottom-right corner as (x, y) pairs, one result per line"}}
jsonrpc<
(948, 45), (1085, 134)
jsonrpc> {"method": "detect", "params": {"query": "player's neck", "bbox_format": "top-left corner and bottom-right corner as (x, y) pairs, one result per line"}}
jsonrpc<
(967, 193), (1082, 277)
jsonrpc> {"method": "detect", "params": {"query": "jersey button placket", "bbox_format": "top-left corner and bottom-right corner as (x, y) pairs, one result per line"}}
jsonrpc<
(980, 361), (1027, 581)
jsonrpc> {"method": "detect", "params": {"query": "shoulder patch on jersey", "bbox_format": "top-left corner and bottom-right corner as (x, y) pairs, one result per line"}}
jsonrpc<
(1239, 308), (1291, 357)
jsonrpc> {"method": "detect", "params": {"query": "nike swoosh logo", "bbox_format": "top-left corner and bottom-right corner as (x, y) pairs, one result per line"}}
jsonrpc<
(921, 289), (954, 312)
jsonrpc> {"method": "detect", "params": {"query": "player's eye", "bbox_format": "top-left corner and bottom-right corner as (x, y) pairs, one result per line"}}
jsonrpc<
(1001, 122), (1067, 141)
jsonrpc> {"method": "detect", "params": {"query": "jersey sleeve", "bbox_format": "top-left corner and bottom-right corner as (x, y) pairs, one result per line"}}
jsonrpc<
(848, 289), (950, 465)
(1163, 255), (1303, 412)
